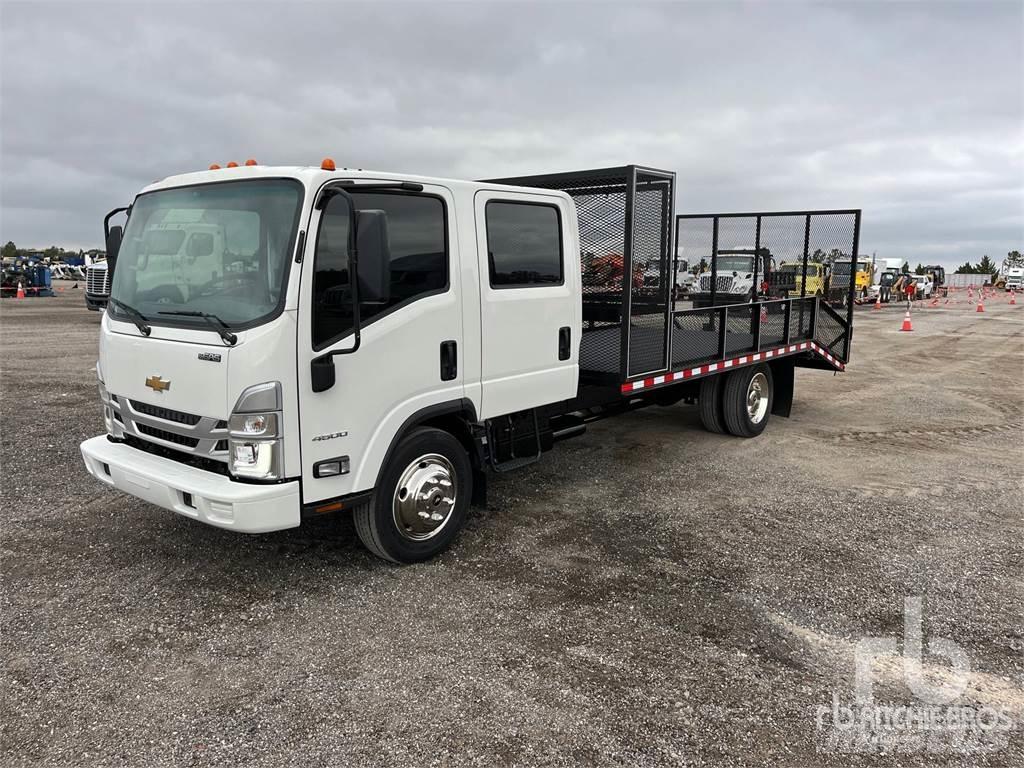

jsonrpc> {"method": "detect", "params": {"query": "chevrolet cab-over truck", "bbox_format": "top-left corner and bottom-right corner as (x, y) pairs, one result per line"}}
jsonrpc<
(81, 162), (860, 563)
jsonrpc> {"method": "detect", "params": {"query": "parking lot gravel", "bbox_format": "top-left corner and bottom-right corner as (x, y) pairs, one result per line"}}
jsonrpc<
(2, 290), (1022, 766)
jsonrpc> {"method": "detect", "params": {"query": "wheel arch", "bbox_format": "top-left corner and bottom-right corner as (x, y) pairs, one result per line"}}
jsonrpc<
(373, 398), (485, 504)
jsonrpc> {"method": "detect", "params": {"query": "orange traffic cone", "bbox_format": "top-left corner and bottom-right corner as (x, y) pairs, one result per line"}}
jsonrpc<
(900, 309), (913, 331)
(873, 295), (881, 311)
(929, 297), (939, 308)
(1011, 291), (1017, 305)
(15, 281), (25, 299)
(759, 305), (768, 323)
(976, 298), (985, 313)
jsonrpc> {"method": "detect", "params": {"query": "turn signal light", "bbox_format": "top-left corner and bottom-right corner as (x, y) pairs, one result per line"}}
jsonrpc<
(244, 158), (258, 166)
(226, 161), (239, 168)
(321, 157), (336, 171)
(314, 501), (344, 514)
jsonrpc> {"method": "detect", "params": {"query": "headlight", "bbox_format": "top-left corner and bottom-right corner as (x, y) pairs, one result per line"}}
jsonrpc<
(228, 382), (284, 481)
(228, 412), (278, 437)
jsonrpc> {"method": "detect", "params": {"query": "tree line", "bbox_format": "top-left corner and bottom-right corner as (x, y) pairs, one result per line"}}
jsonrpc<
(950, 251), (1021, 275)
(2, 241), (103, 261)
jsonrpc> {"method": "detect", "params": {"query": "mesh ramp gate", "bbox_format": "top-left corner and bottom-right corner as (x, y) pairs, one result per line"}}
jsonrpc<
(674, 210), (861, 367)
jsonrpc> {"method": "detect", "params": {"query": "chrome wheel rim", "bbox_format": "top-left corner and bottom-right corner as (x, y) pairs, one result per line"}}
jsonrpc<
(746, 372), (769, 424)
(392, 453), (457, 541)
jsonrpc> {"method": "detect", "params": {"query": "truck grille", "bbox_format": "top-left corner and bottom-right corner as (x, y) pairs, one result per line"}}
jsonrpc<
(699, 275), (734, 293)
(111, 396), (230, 463)
(86, 265), (110, 296)
(129, 400), (202, 426)
(136, 423), (200, 448)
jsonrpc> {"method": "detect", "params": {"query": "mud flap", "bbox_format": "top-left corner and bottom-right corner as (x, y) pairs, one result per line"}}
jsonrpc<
(770, 359), (794, 417)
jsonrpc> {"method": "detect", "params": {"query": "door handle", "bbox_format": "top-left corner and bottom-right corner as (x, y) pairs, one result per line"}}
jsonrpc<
(558, 326), (571, 361)
(440, 340), (457, 381)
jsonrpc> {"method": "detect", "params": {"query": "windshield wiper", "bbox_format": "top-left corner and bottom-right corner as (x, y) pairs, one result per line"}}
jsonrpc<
(158, 310), (238, 345)
(109, 298), (151, 336)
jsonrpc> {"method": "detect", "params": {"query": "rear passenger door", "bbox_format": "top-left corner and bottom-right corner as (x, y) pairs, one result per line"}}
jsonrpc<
(474, 191), (578, 419)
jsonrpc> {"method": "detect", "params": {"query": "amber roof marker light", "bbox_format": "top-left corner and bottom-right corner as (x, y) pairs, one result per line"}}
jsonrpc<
(209, 164), (221, 170)
(245, 159), (258, 166)
(226, 161), (239, 168)
(321, 157), (336, 171)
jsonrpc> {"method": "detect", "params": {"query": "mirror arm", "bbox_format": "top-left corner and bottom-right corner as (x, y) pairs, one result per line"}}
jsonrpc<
(104, 206), (129, 242)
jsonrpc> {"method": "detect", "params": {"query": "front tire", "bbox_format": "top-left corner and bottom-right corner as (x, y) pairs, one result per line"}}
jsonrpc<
(354, 427), (472, 564)
(722, 364), (773, 437)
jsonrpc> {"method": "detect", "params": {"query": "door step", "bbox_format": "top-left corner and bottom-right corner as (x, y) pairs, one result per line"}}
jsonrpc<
(485, 410), (542, 473)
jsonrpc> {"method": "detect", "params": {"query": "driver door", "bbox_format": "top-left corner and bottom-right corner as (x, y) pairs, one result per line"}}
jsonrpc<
(295, 183), (463, 504)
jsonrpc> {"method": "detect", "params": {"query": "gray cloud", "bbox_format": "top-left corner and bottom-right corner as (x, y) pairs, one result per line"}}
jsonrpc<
(2, 0), (1022, 268)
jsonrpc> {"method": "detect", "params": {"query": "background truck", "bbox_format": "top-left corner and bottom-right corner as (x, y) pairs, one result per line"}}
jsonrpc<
(792, 261), (827, 299)
(85, 261), (110, 309)
(828, 256), (874, 304)
(1001, 252), (1024, 291)
(922, 264), (947, 297)
(912, 274), (934, 299)
(81, 162), (860, 563)
(690, 247), (774, 307)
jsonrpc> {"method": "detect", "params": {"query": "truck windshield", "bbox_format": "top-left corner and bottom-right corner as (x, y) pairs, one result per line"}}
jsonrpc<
(110, 179), (303, 329)
(716, 256), (754, 273)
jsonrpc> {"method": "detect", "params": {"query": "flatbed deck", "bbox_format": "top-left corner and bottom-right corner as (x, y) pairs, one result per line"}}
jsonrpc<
(488, 166), (860, 401)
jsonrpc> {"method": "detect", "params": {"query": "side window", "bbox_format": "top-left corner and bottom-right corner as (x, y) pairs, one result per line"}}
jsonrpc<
(312, 191), (448, 350)
(486, 201), (563, 288)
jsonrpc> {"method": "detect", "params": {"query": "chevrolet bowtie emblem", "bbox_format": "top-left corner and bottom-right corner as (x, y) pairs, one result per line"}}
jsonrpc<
(145, 375), (170, 393)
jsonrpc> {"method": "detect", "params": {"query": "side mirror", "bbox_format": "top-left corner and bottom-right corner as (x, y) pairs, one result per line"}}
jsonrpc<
(355, 209), (391, 303)
(311, 355), (336, 393)
(106, 225), (123, 275)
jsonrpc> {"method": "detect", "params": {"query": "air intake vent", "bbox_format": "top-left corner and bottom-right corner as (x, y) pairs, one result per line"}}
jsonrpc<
(130, 400), (202, 426)
(136, 423), (200, 448)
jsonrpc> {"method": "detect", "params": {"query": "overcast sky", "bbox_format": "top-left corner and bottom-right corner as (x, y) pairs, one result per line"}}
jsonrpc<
(2, 1), (1022, 268)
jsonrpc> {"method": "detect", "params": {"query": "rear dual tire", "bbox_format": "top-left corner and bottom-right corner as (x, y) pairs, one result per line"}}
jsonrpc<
(698, 364), (773, 438)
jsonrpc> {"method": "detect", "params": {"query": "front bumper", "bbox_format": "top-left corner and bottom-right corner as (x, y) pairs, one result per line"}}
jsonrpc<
(690, 292), (750, 306)
(80, 435), (300, 533)
(85, 293), (108, 310)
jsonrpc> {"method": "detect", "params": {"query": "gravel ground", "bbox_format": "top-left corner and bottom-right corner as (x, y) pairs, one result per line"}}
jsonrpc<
(2, 288), (1022, 767)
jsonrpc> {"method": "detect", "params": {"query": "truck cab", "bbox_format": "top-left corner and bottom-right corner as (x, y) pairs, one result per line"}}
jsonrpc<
(1004, 267), (1024, 292)
(828, 258), (873, 304)
(913, 274), (934, 299)
(791, 261), (827, 298)
(690, 247), (773, 307)
(81, 163), (581, 562)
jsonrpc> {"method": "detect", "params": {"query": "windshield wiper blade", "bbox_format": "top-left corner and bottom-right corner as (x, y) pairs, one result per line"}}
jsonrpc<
(158, 310), (238, 345)
(109, 298), (151, 336)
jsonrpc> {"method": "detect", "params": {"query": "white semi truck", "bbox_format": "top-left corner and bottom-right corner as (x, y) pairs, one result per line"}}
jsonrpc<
(81, 161), (860, 563)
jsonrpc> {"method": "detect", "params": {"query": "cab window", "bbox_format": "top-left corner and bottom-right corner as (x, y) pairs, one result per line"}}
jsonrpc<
(312, 191), (448, 349)
(486, 201), (563, 288)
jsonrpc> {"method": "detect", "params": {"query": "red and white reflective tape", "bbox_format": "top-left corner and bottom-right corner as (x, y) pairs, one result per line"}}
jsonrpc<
(620, 341), (845, 395)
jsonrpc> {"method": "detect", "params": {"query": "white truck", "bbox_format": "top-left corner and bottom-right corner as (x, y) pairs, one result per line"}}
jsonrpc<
(913, 274), (934, 299)
(1001, 251), (1024, 292)
(81, 162), (859, 563)
(85, 261), (110, 310)
(690, 247), (773, 308)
